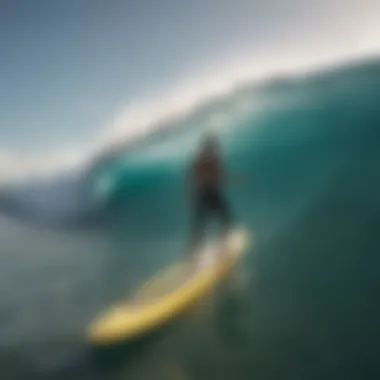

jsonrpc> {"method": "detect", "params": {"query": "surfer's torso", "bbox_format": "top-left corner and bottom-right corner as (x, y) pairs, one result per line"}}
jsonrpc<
(191, 152), (222, 192)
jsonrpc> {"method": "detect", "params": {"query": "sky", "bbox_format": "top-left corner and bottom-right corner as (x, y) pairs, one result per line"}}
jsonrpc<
(0, 0), (379, 183)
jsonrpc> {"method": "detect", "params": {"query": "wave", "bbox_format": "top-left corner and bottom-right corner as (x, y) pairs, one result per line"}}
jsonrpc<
(1, 49), (379, 186)
(1, 56), (380, 229)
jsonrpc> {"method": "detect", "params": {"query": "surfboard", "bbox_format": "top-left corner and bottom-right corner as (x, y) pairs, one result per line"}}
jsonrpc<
(86, 228), (250, 346)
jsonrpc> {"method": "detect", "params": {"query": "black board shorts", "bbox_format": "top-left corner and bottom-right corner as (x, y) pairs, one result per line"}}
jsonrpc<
(192, 187), (231, 229)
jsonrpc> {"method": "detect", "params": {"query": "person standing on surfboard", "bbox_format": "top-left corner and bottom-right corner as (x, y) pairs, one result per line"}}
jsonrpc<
(185, 132), (232, 268)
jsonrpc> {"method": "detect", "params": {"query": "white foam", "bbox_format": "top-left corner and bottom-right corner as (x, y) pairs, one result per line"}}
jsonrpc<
(1, 44), (379, 187)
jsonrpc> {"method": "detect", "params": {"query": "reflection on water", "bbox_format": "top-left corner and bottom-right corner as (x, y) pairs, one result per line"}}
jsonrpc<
(84, 260), (254, 380)
(215, 268), (254, 349)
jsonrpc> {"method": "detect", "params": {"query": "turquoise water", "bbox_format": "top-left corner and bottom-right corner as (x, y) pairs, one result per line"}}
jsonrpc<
(0, 58), (380, 379)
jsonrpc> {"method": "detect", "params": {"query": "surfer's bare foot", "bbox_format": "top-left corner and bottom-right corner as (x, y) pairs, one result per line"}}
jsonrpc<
(185, 252), (197, 277)
(218, 231), (229, 260)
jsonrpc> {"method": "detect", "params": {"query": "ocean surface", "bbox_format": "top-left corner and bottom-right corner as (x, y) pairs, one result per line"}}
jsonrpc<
(0, 57), (380, 379)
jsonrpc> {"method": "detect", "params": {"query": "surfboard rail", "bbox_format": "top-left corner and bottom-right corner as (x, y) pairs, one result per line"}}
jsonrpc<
(86, 228), (250, 345)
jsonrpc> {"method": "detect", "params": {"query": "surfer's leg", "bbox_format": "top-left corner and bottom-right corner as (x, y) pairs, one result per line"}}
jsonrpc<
(214, 192), (232, 258)
(186, 195), (207, 266)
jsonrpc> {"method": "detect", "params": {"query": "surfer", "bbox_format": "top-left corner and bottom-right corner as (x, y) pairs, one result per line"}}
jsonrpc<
(185, 132), (232, 269)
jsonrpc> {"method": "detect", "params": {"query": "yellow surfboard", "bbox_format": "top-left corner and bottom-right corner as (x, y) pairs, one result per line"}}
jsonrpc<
(86, 228), (250, 346)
